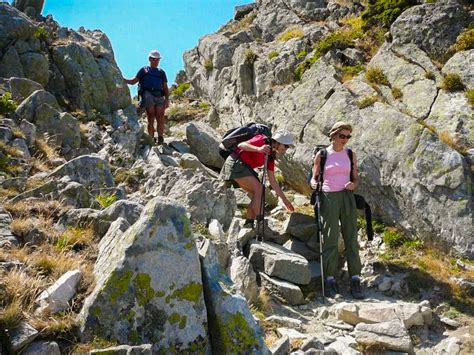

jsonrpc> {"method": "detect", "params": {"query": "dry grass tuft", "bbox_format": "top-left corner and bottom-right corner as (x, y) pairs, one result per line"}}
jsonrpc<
(5, 199), (67, 220)
(34, 138), (60, 161)
(438, 131), (466, 154)
(28, 250), (80, 279)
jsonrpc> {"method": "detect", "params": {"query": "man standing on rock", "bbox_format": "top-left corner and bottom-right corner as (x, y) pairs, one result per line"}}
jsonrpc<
(123, 50), (170, 144)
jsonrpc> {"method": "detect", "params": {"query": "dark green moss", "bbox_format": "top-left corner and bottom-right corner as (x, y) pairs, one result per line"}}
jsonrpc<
(106, 270), (133, 302)
(134, 273), (155, 306)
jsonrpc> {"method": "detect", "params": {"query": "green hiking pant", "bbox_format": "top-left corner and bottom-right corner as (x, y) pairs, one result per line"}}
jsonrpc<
(320, 190), (361, 278)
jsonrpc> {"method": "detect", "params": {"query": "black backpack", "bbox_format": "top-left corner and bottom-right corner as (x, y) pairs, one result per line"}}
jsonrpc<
(137, 66), (166, 99)
(218, 122), (272, 159)
(311, 145), (374, 241)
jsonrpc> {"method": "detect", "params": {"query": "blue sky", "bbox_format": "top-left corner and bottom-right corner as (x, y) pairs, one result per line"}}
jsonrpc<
(17, 0), (252, 94)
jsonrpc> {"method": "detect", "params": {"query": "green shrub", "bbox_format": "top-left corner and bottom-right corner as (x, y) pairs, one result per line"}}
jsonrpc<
(295, 50), (307, 59)
(391, 87), (403, 99)
(0, 92), (18, 115)
(244, 49), (258, 65)
(465, 89), (474, 107)
(450, 27), (474, 53)
(361, 0), (418, 29)
(295, 58), (314, 81)
(441, 73), (465, 92)
(277, 26), (304, 42)
(366, 67), (389, 86)
(34, 27), (48, 41)
(204, 59), (213, 71)
(356, 95), (378, 109)
(96, 192), (117, 208)
(198, 102), (210, 109)
(220, 13), (256, 33)
(171, 82), (191, 97)
(383, 227), (406, 248)
(425, 71), (435, 80)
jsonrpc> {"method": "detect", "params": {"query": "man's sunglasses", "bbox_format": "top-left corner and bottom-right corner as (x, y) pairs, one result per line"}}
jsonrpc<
(338, 134), (352, 139)
(149, 57), (160, 61)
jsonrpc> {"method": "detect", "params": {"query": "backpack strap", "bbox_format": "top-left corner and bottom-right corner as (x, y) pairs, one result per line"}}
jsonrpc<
(347, 148), (354, 182)
(318, 148), (327, 186)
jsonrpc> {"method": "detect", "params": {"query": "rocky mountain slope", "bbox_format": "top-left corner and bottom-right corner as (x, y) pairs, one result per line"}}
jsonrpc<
(0, 0), (473, 354)
(183, 0), (473, 257)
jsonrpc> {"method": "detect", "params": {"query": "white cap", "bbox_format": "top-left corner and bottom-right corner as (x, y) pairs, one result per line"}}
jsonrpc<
(273, 130), (295, 146)
(148, 50), (161, 59)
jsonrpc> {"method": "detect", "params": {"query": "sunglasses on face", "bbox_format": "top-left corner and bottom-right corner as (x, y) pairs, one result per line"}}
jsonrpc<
(338, 134), (352, 139)
(149, 57), (160, 61)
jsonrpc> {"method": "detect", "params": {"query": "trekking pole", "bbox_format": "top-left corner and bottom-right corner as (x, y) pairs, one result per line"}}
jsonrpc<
(314, 187), (325, 303)
(257, 154), (268, 242)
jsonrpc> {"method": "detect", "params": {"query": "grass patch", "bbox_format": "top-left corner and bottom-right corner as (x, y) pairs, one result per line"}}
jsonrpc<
(11, 128), (26, 139)
(5, 199), (66, 220)
(465, 89), (474, 107)
(425, 71), (435, 80)
(356, 95), (379, 109)
(204, 58), (213, 71)
(95, 192), (117, 208)
(55, 226), (96, 252)
(171, 82), (191, 97)
(198, 102), (211, 110)
(340, 64), (365, 82)
(438, 131), (466, 154)
(366, 67), (389, 86)
(192, 223), (211, 238)
(277, 26), (304, 42)
(295, 50), (307, 59)
(295, 16), (383, 80)
(441, 73), (465, 92)
(114, 167), (145, 190)
(0, 92), (18, 115)
(220, 12), (256, 33)
(450, 26), (474, 53)
(33, 137), (60, 161)
(391, 87), (403, 100)
(244, 49), (258, 65)
(361, 0), (418, 29)
(268, 51), (279, 60)
(34, 26), (49, 41)
(29, 250), (80, 279)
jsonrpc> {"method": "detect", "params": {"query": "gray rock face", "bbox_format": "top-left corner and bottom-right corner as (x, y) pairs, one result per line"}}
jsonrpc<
(259, 272), (305, 305)
(8, 77), (43, 103)
(198, 238), (268, 354)
(390, 2), (471, 55)
(0, 207), (18, 248)
(99, 200), (144, 226)
(181, 0), (473, 257)
(229, 254), (259, 304)
(49, 155), (115, 189)
(185, 122), (225, 169)
(13, 0), (45, 18)
(354, 320), (413, 353)
(248, 241), (311, 285)
(10, 322), (38, 352)
(144, 167), (236, 229)
(79, 198), (210, 353)
(0, 4), (37, 51)
(22, 341), (61, 355)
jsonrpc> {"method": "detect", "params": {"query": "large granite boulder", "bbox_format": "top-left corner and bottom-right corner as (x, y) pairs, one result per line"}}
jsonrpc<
(78, 198), (210, 353)
(49, 155), (115, 189)
(197, 238), (269, 354)
(0, 4), (37, 51)
(185, 122), (225, 169)
(144, 167), (236, 230)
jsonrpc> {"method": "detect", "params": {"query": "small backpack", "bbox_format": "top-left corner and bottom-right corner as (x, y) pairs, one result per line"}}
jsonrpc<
(311, 145), (374, 240)
(137, 66), (166, 99)
(218, 122), (272, 159)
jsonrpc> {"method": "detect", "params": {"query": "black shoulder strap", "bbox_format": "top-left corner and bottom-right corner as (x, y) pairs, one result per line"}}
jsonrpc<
(347, 148), (354, 182)
(318, 148), (327, 184)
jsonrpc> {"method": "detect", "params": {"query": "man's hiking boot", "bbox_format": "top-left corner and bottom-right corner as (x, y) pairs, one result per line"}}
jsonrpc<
(324, 278), (339, 298)
(350, 278), (364, 299)
(157, 136), (164, 145)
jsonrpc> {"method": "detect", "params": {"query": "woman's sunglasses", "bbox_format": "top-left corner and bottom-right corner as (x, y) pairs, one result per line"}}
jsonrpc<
(338, 134), (352, 139)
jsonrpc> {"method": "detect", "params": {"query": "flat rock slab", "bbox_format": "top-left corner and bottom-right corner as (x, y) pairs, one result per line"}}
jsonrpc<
(260, 272), (305, 305)
(354, 319), (413, 353)
(249, 240), (311, 285)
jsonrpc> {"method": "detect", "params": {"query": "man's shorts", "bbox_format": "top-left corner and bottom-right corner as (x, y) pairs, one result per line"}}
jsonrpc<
(141, 91), (165, 109)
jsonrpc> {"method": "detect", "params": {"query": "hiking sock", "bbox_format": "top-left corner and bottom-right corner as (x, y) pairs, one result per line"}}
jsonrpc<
(157, 136), (164, 144)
